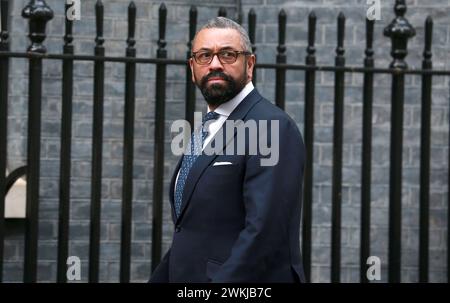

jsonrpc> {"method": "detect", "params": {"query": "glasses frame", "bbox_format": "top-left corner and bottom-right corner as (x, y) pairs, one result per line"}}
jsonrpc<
(191, 49), (252, 65)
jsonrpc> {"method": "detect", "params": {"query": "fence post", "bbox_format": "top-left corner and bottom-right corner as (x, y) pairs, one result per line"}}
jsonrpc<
(248, 8), (256, 86)
(360, 17), (375, 283)
(419, 16), (433, 283)
(151, 3), (167, 272)
(0, 0), (10, 283)
(383, 0), (415, 283)
(21, 0), (53, 283)
(120, 1), (137, 283)
(89, 0), (105, 283)
(185, 5), (196, 127)
(218, 7), (227, 17)
(275, 9), (286, 109)
(302, 10), (316, 283)
(331, 12), (346, 283)
(57, 1), (74, 283)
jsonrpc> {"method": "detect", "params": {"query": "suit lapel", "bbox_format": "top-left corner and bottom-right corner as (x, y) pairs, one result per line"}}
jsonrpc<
(169, 156), (183, 221)
(172, 89), (263, 224)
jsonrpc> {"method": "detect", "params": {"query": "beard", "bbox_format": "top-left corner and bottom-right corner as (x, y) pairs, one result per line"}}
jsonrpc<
(197, 69), (247, 107)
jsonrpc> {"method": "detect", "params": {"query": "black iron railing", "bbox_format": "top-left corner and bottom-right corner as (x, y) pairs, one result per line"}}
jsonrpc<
(0, 0), (448, 283)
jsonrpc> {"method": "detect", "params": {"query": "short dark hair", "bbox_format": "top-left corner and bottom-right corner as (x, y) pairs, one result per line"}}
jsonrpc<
(193, 17), (252, 53)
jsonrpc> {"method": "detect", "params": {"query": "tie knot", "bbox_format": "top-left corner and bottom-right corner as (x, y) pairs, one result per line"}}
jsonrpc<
(202, 111), (220, 125)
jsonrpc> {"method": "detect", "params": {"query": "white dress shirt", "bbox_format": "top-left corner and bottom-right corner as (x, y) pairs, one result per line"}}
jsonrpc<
(174, 81), (255, 194)
(203, 81), (254, 149)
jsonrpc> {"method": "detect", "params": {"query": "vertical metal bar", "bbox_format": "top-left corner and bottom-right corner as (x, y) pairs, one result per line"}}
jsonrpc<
(151, 3), (167, 272)
(57, 2), (74, 283)
(331, 12), (345, 283)
(89, 0), (105, 283)
(383, 0), (415, 283)
(360, 18), (374, 283)
(0, 0), (10, 283)
(302, 11), (316, 283)
(24, 59), (42, 283)
(120, 2), (136, 283)
(21, 0), (53, 283)
(185, 5), (196, 127)
(236, 0), (243, 25)
(388, 62), (404, 283)
(218, 7), (227, 17)
(248, 8), (257, 86)
(419, 16), (433, 283)
(275, 9), (286, 110)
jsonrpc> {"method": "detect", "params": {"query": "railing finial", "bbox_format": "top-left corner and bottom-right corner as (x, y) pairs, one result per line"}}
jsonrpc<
(248, 8), (256, 54)
(383, 0), (416, 68)
(127, 2), (136, 48)
(95, 0), (104, 47)
(277, 9), (286, 56)
(1, 0), (9, 43)
(22, 0), (54, 53)
(157, 3), (167, 56)
(187, 5), (197, 52)
(218, 7), (227, 17)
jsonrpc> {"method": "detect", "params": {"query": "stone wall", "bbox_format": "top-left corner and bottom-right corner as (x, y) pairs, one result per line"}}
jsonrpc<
(3, 0), (449, 282)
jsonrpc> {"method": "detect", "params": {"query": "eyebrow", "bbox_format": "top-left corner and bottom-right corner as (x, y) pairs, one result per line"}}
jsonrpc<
(194, 46), (238, 52)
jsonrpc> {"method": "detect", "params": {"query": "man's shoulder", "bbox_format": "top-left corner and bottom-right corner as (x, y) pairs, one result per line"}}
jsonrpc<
(246, 94), (299, 129)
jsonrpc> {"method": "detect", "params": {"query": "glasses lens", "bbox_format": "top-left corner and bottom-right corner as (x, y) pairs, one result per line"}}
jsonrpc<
(218, 51), (238, 63)
(196, 52), (212, 64)
(193, 50), (242, 64)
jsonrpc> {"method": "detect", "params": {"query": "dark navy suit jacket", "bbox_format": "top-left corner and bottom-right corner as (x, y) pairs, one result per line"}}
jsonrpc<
(150, 89), (306, 283)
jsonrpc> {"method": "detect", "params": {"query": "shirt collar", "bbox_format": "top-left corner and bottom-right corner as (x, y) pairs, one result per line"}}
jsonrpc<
(207, 81), (254, 117)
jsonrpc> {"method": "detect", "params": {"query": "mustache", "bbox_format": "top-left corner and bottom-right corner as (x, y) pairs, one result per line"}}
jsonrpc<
(200, 71), (233, 87)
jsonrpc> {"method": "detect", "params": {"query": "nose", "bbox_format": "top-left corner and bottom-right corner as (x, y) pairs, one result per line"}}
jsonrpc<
(208, 53), (224, 71)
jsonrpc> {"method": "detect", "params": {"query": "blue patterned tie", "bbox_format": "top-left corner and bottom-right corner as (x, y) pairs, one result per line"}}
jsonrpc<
(174, 111), (220, 217)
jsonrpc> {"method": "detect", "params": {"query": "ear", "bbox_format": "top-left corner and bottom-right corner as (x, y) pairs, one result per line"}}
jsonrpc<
(246, 54), (256, 82)
(189, 58), (196, 83)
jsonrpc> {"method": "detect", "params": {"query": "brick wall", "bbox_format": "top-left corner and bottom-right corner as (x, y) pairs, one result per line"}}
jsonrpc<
(3, 0), (449, 282)
(4, 0), (237, 283)
(240, 0), (449, 282)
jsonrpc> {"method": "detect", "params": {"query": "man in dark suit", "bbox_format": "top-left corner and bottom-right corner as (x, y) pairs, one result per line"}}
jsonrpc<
(150, 17), (306, 283)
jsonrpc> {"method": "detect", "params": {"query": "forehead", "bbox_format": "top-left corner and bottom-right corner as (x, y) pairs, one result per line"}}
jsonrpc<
(193, 28), (242, 51)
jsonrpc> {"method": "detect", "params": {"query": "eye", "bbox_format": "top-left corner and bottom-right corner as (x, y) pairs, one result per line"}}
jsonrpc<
(197, 52), (212, 61)
(220, 51), (235, 58)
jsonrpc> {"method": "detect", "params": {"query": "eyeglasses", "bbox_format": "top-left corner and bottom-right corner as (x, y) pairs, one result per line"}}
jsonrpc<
(191, 49), (251, 65)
